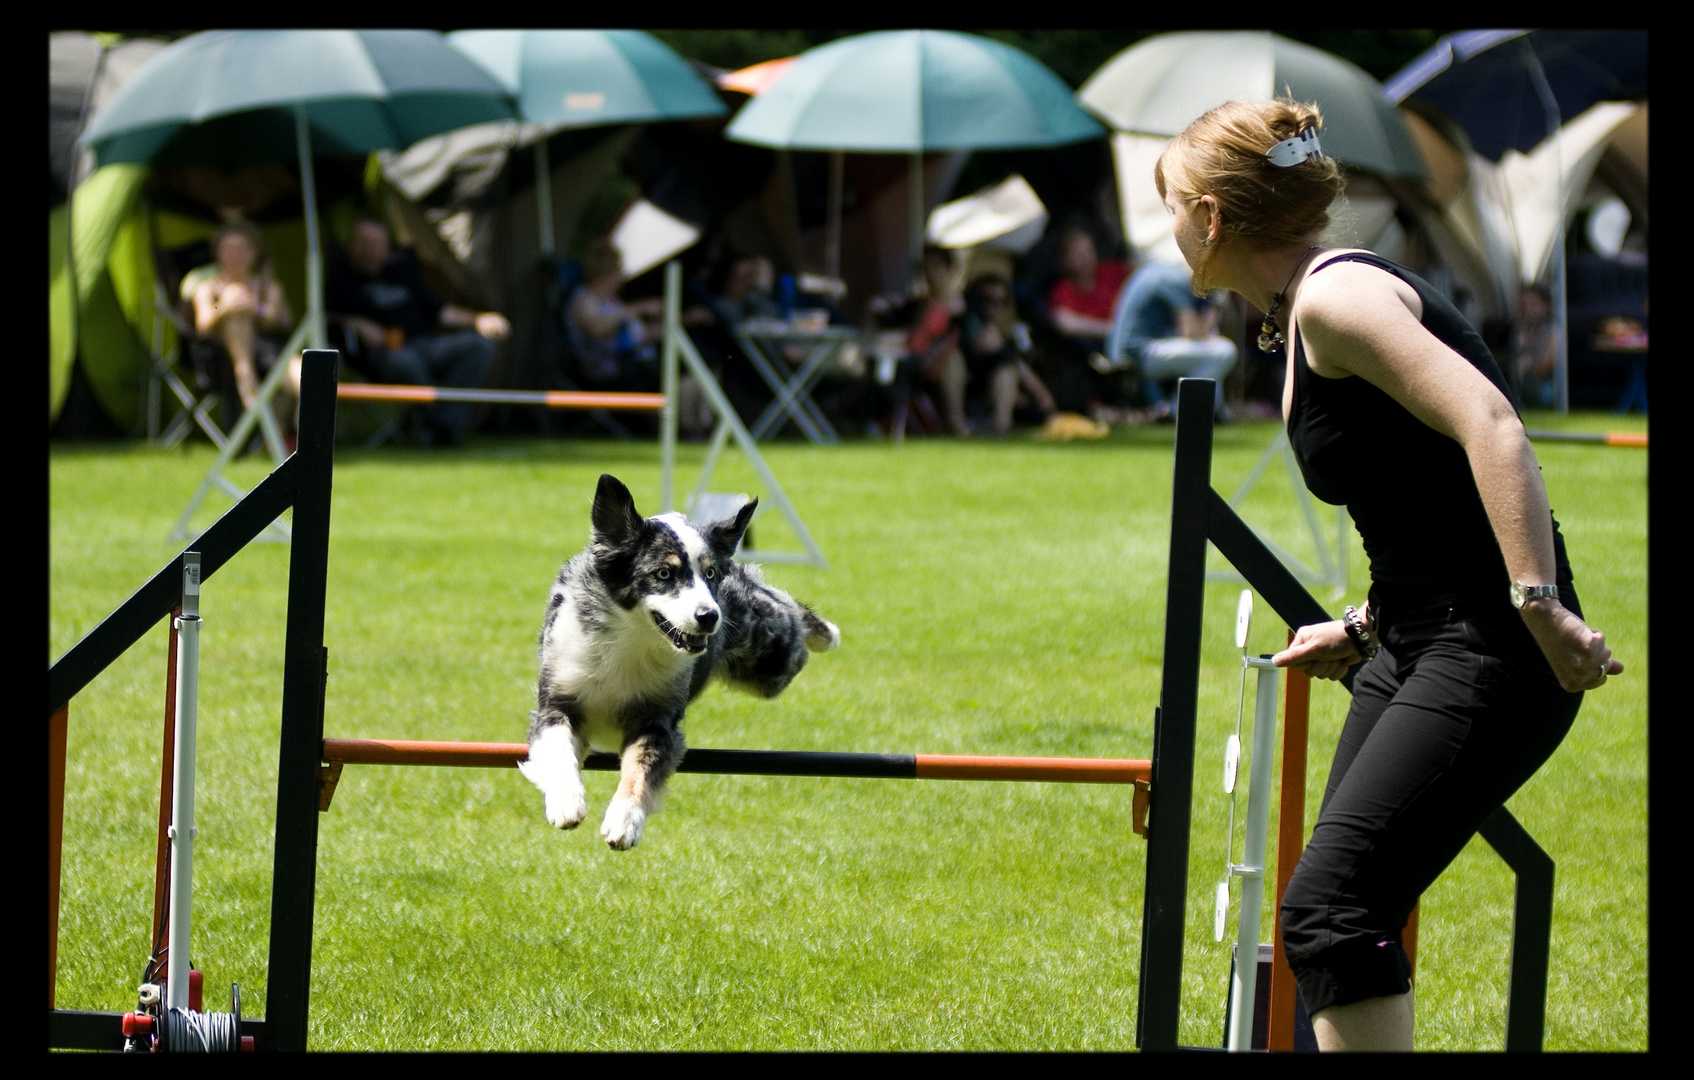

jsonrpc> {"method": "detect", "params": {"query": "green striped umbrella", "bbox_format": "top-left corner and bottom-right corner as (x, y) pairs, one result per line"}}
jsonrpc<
(725, 30), (1104, 272)
(448, 29), (725, 255)
(81, 29), (519, 350)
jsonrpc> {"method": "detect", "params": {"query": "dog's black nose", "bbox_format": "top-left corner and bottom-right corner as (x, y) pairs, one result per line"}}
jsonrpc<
(694, 608), (719, 633)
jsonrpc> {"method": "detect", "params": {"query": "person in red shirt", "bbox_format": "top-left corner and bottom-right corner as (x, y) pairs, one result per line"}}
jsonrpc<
(1047, 226), (1131, 347)
(908, 246), (969, 437)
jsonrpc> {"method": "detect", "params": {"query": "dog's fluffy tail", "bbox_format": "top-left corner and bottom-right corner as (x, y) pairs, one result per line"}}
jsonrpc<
(801, 605), (840, 653)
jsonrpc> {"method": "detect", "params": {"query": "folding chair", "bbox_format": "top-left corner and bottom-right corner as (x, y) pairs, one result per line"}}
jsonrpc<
(147, 266), (232, 450)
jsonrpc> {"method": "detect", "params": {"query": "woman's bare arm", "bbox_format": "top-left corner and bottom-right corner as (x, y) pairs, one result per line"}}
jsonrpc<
(1295, 263), (1620, 691)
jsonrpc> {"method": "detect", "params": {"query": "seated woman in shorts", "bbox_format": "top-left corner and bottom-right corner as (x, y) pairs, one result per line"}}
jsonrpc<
(192, 221), (293, 419)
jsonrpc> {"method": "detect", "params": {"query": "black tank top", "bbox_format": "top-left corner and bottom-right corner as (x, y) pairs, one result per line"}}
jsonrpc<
(1286, 252), (1573, 596)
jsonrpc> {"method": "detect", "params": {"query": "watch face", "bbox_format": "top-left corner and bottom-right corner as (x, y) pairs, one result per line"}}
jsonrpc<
(1511, 581), (1526, 608)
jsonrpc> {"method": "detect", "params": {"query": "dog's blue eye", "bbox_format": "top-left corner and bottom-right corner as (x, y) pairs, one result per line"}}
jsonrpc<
(704, 567), (716, 580)
(657, 568), (670, 580)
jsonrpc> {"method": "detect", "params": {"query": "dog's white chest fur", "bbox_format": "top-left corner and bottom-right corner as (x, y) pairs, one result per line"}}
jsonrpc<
(541, 592), (689, 750)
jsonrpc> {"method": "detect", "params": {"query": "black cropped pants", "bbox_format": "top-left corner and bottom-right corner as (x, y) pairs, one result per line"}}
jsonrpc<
(1279, 584), (1583, 1015)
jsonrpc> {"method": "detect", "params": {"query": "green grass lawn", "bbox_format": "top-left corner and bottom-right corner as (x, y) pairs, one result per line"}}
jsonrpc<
(49, 409), (1647, 1051)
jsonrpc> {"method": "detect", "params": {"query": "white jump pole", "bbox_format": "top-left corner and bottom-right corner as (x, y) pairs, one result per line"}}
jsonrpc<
(166, 552), (203, 1012)
(1226, 656), (1281, 1052)
(661, 262), (680, 514)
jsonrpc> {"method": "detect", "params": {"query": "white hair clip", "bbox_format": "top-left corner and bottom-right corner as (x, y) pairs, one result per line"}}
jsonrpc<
(1266, 128), (1322, 167)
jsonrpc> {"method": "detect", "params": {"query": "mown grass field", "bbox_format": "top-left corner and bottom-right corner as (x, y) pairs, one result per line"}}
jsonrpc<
(49, 408), (1647, 1051)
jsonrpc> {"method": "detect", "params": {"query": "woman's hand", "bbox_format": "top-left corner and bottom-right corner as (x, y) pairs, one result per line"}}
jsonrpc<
(1273, 620), (1362, 682)
(217, 282), (257, 316)
(1520, 600), (1624, 692)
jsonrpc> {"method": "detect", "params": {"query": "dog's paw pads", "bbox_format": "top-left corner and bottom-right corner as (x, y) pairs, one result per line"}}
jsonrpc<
(600, 798), (646, 850)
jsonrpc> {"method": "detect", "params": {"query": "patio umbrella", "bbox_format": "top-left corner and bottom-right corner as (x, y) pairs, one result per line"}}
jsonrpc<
(1383, 29), (1648, 412)
(718, 57), (796, 98)
(1078, 31), (1426, 180)
(447, 29), (726, 254)
(80, 29), (519, 352)
(1383, 29), (1648, 162)
(1079, 31), (1424, 267)
(725, 30), (1104, 276)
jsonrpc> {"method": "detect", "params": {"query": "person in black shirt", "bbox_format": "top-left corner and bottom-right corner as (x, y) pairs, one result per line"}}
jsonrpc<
(958, 273), (1055, 435)
(327, 218), (510, 446)
(1156, 99), (1623, 1051)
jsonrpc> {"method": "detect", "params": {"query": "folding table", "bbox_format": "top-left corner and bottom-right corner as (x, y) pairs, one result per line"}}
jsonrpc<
(734, 321), (861, 443)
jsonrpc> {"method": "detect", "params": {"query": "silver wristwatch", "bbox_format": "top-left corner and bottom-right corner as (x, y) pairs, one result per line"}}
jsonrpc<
(1511, 581), (1560, 609)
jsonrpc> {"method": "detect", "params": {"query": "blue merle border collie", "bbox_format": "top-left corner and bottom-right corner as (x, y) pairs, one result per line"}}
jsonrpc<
(518, 474), (839, 849)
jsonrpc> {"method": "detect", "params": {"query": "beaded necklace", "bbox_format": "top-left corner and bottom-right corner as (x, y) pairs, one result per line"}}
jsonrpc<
(1257, 245), (1320, 353)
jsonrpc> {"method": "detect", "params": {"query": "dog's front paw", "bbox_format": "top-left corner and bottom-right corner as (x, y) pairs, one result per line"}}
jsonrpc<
(544, 788), (589, 830)
(600, 797), (646, 850)
(518, 759), (588, 830)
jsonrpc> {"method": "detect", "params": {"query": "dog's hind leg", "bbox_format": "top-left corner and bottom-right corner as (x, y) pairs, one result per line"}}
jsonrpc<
(520, 702), (589, 830)
(600, 724), (683, 850)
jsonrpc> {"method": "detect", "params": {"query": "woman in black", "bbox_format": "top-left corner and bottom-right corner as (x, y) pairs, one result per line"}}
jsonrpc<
(1155, 100), (1623, 1051)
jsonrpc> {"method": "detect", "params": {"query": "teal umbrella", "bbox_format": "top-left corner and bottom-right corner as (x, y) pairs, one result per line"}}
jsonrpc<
(1077, 31), (1425, 180)
(448, 29), (725, 255)
(725, 30), (1104, 272)
(81, 29), (519, 351)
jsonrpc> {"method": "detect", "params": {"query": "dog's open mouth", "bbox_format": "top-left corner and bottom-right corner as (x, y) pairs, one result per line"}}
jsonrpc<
(652, 612), (709, 654)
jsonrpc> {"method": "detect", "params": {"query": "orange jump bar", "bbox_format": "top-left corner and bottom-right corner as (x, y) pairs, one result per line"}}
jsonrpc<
(913, 753), (1150, 784)
(335, 384), (667, 411)
(1524, 428), (1647, 448)
(321, 739), (1150, 785)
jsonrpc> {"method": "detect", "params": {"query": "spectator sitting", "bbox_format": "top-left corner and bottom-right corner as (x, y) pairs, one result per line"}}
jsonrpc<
(565, 238), (665, 392)
(1512, 285), (1556, 409)
(689, 254), (785, 433)
(327, 218), (508, 447)
(192, 221), (294, 428)
(1103, 259), (1239, 420)
(960, 273), (1057, 435)
(705, 253), (783, 330)
(906, 246), (970, 437)
(1046, 225), (1131, 351)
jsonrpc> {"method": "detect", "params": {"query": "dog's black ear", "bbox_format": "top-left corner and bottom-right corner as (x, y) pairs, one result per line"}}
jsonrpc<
(590, 474), (642, 546)
(707, 496), (758, 555)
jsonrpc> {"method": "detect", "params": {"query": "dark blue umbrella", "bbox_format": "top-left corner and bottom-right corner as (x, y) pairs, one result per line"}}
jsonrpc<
(1386, 28), (1647, 413)
(1383, 29), (1647, 161)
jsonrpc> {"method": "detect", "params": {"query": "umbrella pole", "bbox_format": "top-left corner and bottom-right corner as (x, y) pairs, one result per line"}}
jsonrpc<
(909, 152), (924, 274)
(1522, 39), (1568, 413)
(782, 150), (804, 275)
(294, 107), (326, 351)
(536, 131), (555, 257)
(827, 150), (844, 283)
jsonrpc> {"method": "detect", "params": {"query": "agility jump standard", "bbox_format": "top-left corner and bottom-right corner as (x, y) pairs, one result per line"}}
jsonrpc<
(48, 364), (1549, 1052)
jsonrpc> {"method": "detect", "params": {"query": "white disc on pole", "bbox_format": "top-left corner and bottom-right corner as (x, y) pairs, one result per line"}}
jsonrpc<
(1223, 734), (1241, 794)
(1214, 879), (1230, 942)
(1235, 589), (1253, 649)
